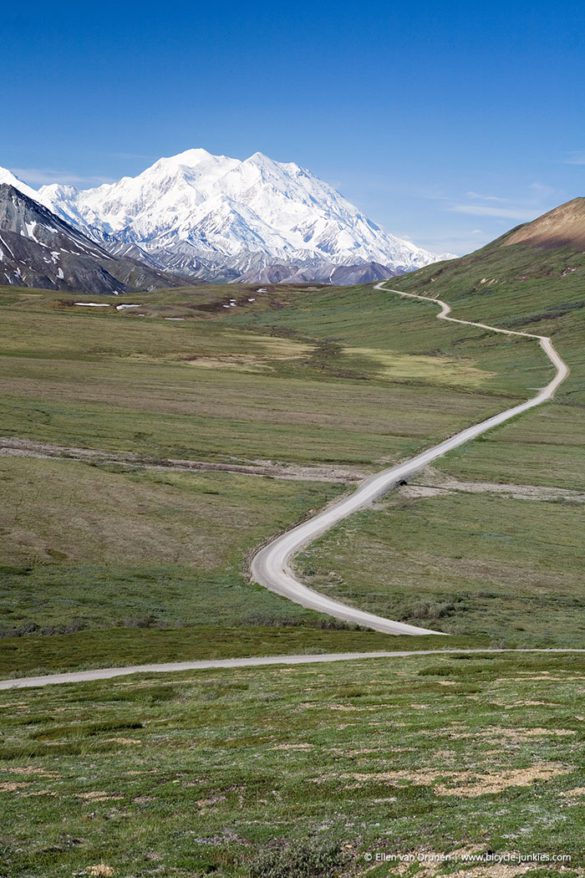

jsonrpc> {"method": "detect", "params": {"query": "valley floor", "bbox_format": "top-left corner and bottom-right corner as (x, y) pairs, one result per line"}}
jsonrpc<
(1, 269), (584, 875)
(0, 276), (583, 672)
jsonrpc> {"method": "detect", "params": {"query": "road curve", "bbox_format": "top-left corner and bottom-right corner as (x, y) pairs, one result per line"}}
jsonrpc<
(249, 282), (569, 635)
(2, 648), (584, 690)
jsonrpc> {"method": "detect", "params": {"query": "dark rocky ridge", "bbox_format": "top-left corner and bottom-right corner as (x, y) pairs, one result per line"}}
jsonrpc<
(0, 184), (184, 293)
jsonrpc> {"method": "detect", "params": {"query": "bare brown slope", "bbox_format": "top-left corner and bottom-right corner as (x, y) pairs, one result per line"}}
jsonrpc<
(504, 196), (585, 249)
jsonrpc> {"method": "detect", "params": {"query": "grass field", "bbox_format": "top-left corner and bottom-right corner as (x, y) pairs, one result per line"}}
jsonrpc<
(1, 651), (583, 877)
(298, 482), (585, 646)
(0, 456), (477, 678)
(0, 283), (548, 468)
(1, 253), (584, 874)
(1, 257), (583, 673)
(0, 456), (343, 634)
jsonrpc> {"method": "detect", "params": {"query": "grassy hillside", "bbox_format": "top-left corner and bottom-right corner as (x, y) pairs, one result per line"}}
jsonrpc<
(391, 234), (585, 487)
(1, 651), (584, 876)
(0, 456), (342, 634)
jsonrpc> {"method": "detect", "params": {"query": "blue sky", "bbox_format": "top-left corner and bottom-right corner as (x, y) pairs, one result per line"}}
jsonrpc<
(2, 0), (585, 254)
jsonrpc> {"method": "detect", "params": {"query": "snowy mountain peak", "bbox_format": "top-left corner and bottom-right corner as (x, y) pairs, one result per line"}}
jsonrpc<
(248, 153), (304, 178)
(152, 147), (236, 174)
(246, 151), (286, 169)
(165, 147), (213, 164)
(15, 149), (452, 283)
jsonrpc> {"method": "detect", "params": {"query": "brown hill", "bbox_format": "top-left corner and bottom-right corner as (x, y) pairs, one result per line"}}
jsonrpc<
(504, 197), (585, 250)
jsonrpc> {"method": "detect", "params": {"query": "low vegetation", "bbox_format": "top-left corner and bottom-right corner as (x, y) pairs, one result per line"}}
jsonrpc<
(1, 254), (584, 670)
(0, 456), (341, 633)
(298, 477), (585, 646)
(1, 651), (583, 876)
(0, 455), (473, 677)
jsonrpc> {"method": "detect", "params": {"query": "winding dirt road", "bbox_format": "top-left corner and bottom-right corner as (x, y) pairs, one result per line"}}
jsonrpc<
(249, 282), (569, 635)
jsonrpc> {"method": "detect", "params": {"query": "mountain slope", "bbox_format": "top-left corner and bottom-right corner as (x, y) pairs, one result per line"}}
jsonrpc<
(392, 195), (585, 300)
(503, 197), (585, 250)
(35, 149), (449, 283)
(390, 196), (585, 389)
(0, 184), (183, 293)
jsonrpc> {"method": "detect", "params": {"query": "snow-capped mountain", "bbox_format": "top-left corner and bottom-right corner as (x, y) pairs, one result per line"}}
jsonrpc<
(33, 149), (449, 283)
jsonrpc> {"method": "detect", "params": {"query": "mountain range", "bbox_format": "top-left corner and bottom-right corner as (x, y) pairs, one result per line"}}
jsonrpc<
(0, 150), (449, 291)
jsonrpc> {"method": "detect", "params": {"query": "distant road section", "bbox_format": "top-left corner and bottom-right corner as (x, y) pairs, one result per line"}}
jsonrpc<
(2, 649), (584, 690)
(250, 282), (569, 636)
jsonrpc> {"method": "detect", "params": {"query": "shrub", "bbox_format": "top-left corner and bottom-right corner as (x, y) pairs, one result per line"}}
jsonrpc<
(247, 840), (348, 878)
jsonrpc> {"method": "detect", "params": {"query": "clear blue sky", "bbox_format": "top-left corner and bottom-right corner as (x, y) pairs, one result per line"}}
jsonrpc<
(3, 0), (585, 254)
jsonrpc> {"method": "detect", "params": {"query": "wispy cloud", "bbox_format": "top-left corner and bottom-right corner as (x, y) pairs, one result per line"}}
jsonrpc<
(529, 181), (557, 197)
(563, 151), (585, 166)
(448, 204), (538, 220)
(10, 167), (113, 186)
(416, 228), (491, 257)
(465, 191), (510, 204)
(413, 186), (450, 202)
(447, 182), (560, 222)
